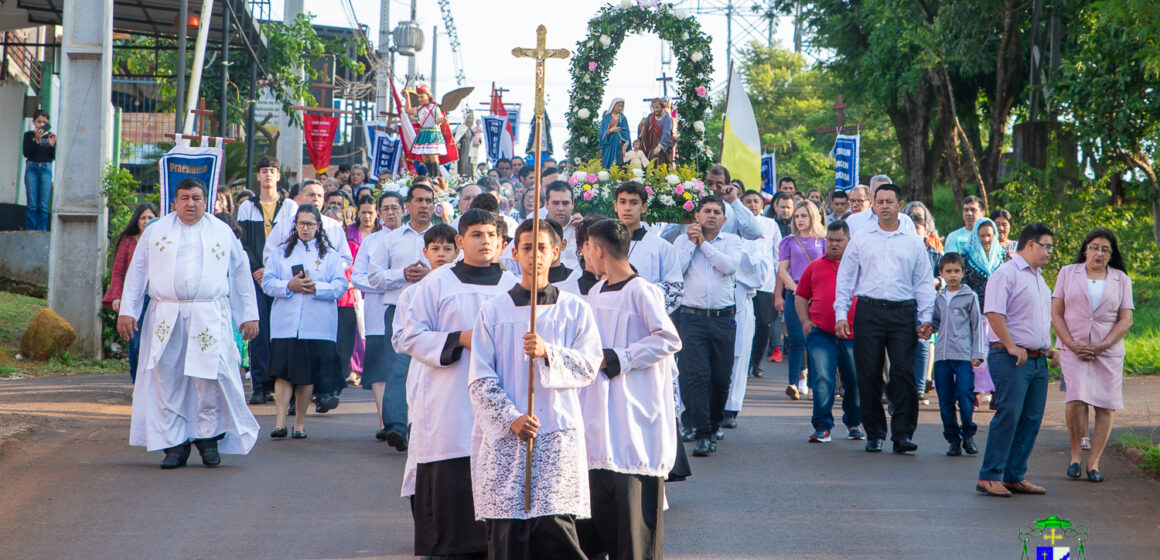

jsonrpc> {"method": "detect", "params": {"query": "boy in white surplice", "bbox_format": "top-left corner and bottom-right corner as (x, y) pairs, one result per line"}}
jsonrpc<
(468, 219), (603, 559)
(575, 218), (682, 560)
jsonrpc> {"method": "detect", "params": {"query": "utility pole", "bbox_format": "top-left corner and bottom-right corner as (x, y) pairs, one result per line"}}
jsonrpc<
(431, 25), (438, 95)
(377, 0), (391, 118)
(407, 0), (418, 84)
(175, 0), (187, 134)
(726, 0), (733, 73)
(278, 0), (305, 178)
(793, 1), (802, 53)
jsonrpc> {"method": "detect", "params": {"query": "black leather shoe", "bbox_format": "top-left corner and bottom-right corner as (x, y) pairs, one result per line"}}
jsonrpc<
(692, 438), (712, 457)
(194, 438), (221, 467)
(160, 443), (191, 469)
(714, 428), (726, 441)
(680, 426), (696, 442)
(946, 441), (962, 456)
(287, 401), (296, 416)
(375, 429), (389, 441)
(709, 439), (719, 453)
(316, 394), (340, 413)
(963, 437), (978, 455)
(270, 427), (288, 439)
(865, 439), (884, 453)
(720, 412), (738, 429)
(386, 430), (408, 452)
(893, 438), (918, 454)
(1062, 461), (1081, 479)
(291, 430), (308, 439)
(248, 392), (267, 405)
(1087, 469), (1104, 483)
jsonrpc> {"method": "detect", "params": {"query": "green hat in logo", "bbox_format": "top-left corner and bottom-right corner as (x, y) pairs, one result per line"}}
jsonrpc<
(1034, 516), (1073, 528)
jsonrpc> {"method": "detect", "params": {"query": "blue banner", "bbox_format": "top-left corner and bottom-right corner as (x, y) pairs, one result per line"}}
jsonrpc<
(482, 115), (511, 163)
(158, 147), (222, 215)
(761, 153), (776, 199)
(372, 134), (402, 180)
(831, 134), (860, 192)
(507, 108), (520, 148)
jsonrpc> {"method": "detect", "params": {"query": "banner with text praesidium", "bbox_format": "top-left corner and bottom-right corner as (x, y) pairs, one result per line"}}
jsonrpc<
(831, 134), (860, 192)
(372, 134), (403, 180)
(159, 146), (223, 215)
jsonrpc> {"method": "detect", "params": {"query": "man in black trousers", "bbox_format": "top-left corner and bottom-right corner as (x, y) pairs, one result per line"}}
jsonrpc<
(833, 184), (935, 453)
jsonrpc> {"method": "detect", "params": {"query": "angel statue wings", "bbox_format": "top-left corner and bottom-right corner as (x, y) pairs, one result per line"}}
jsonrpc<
(404, 84), (473, 186)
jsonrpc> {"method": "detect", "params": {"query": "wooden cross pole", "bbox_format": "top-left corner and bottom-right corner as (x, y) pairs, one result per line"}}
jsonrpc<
(512, 24), (570, 513)
(813, 95), (864, 136)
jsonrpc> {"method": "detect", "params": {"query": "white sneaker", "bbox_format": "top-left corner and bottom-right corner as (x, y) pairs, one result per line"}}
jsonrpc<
(797, 379), (810, 397)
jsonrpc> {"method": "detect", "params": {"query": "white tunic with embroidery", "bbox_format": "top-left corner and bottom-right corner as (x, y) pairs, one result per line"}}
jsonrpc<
(120, 213), (260, 454)
(581, 277), (681, 477)
(468, 286), (602, 520)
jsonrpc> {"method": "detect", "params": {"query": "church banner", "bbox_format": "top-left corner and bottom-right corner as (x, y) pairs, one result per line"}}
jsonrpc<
(761, 153), (777, 200)
(831, 134), (860, 192)
(303, 114), (340, 173)
(158, 145), (223, 216)
(482, 114), (513, 164)
(371, 133), (403, 180)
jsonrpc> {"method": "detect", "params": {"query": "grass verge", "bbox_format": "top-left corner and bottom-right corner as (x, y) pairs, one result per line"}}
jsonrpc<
(0, 292), (127, 378)
(1116, 429), (1160, 477)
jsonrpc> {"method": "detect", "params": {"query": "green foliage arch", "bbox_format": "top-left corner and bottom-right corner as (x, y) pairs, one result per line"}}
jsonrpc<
(565, 3), (714, 173)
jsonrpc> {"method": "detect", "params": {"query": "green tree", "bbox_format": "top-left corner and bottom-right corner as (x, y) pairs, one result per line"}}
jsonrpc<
(708, 43), (901, 192)
(1055, 0), (1160, 248)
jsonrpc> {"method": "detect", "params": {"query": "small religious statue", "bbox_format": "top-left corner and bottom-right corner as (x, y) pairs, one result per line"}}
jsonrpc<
(404, 84), (474, 185)
(526, 113), (554, 164)
(638, 97), (673, 166)
(624, 138), (649, 170)
(599, 97), (630, 169)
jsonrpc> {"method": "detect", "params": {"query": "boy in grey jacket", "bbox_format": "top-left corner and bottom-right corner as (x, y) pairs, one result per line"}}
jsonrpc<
(931, 253), (987, 457)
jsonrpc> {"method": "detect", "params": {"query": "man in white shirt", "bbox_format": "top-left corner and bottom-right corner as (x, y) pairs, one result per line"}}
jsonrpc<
(673, 196), (742, 457)
(845, 177), (918, 237)
(366, 183), (436, 451)
(834, 184), (935, 454)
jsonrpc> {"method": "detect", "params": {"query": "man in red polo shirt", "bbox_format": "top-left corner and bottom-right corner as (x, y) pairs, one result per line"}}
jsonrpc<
(794, 220), (863, 443)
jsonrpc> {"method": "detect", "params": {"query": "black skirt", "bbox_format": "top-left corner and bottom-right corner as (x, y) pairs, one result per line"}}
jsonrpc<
(268, 338), (337, 386)
(411, 457), (487, 556)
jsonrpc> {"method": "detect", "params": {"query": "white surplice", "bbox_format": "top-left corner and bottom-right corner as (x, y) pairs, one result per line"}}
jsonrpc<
(468, 286), (602, 520)
(627, 225), (685, 314)
(726, 234), (771, 412)
(581, 276), (681, 476)
(395, 263), (519, 497)
(120, 213), (260, 454)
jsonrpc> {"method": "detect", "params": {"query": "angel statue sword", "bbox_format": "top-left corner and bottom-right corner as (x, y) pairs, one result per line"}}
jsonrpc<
(512, 25), (570, 513)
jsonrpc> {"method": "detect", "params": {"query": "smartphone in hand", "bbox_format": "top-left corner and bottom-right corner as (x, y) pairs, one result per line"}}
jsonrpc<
(291, 264), (305, 277)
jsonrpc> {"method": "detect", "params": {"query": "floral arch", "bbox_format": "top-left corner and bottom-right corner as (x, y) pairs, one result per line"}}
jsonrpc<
(564, 2), (714, 173)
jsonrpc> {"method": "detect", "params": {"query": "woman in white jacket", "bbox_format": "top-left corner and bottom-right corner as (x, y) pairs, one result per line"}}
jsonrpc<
(262, 204), (347, 439)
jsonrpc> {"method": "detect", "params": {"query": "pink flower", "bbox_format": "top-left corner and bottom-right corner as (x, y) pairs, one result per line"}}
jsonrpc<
(586, 173), (598, 183)
(645, 186), (654, 196)
(674, 184), (685, 195)
(588, 61), (598, 72)
(695, 85), (708, 98)
(583, 190), (595, 201)
(568, 176), (580, 186)
(683, 200), (695, 212)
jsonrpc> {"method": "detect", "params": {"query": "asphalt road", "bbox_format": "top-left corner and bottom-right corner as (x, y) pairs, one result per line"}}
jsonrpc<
(1, 360), (1158, 559)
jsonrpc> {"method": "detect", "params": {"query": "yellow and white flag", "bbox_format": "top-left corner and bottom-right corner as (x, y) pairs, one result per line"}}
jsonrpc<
(721, 65), (762, 192)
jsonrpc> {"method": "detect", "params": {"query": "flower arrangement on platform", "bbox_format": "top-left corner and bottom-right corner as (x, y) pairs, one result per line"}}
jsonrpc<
(565, 2), (714, 174)
(568, 159), (705, 224)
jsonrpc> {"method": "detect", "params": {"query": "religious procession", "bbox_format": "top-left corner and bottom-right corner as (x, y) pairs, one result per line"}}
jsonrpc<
(3, 1), (1159, 559)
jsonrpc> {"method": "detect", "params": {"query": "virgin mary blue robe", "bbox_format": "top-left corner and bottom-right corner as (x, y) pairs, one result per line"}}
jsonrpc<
(599, 113), (630, 169)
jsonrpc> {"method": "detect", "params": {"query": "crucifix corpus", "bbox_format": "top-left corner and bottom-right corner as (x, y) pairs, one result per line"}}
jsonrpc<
(511, 24), (570, 513)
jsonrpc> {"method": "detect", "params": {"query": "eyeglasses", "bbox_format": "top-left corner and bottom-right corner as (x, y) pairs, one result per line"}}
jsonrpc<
(1086, 246), (1112, 255)
(295, 221), (319, 228)
(1031, 240), (1055, 252)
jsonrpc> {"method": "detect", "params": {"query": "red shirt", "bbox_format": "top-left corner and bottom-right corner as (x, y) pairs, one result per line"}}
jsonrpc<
(794, 255), (856, 335)
(102, 236), (138, 308)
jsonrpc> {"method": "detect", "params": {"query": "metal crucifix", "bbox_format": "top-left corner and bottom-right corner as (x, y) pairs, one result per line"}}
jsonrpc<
(511, 24), (570, 513)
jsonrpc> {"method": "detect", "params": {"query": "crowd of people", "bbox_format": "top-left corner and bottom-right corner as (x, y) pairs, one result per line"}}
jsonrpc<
(105, 150), (1135, 558)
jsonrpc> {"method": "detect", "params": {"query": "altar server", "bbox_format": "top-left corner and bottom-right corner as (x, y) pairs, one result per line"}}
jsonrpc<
(468, 219), (603, 559)
(395, 213), (517, 557)
(261, 203), (348, 439)
(118, 178), (260, 469)
(613, 181), (684, 312)
(577, 218), (681, 560)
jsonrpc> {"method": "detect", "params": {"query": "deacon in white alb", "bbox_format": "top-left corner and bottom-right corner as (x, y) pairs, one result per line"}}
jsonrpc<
(575, 218), (681, 560)
(468, 219), (602, 559)
(118, 178), (260, 469)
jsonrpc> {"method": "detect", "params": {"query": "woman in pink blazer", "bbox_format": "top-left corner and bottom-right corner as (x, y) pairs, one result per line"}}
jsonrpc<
(1051, 228), (1134, 483)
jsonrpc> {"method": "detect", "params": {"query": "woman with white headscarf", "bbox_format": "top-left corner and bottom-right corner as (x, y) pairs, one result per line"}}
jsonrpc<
(598, 97), (630, 169)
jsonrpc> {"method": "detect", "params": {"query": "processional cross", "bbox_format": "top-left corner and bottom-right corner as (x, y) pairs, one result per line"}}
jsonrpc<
(511, 25), (570, 513)
(814, 95), (864, 136)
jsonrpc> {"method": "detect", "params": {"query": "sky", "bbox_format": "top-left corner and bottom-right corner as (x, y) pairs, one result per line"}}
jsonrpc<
(273, 0), (799, 156)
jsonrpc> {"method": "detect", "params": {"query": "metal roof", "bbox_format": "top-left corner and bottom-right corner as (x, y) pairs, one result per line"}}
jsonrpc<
(16, 0), (266, 46)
